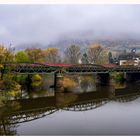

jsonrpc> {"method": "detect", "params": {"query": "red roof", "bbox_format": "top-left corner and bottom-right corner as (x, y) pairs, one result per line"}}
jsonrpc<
(45, 63), (119, 68)
(46, 63), (73, 67)
(102, 64), (118, 68)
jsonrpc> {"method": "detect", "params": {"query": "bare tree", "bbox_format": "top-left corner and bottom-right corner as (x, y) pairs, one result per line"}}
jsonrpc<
(64, 45), (81, 64)
(87, 44), (108, 64)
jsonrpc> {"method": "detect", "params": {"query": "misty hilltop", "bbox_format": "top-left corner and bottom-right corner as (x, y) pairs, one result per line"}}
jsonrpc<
(14, 37), (140, 53)
(1, 5), (140, 47)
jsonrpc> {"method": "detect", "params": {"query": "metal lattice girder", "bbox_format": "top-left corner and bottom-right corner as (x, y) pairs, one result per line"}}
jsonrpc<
(4, 63), (58, 74)
(63, 98), (108, 112)
(66, 64), (108, 74)
(3, 63), (140, 74)
(0, 107), (57, 125)
(115, 93), (140, 103)
(114, 66), (140, 73)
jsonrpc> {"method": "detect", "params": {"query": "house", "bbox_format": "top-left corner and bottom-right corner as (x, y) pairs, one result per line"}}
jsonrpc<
(118, 53), (140, 66)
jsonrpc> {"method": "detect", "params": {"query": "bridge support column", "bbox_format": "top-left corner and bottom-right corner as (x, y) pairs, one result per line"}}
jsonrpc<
(54, 73), (64, 93)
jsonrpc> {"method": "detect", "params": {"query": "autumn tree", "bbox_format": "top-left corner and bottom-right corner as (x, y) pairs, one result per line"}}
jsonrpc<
(25, 48), (45, 63)
(0, 45), (15, 79)
(64, 45), (81, 64)
(87, 44), (108, 64)
(44, 48), (61, 64)
(15, 51), (29, 63)
(0, 45), (14, 63)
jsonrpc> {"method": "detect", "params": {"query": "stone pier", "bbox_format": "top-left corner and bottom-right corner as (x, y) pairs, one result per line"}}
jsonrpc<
(54, 73), (64, 93)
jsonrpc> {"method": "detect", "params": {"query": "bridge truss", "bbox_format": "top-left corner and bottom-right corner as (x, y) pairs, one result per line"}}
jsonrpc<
(0, 106), (57, 125)
(0, 93), (140, 127)
(2, 63), (140, 74)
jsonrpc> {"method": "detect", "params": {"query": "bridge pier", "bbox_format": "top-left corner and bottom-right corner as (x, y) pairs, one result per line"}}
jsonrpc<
(54, 73), (64, 93)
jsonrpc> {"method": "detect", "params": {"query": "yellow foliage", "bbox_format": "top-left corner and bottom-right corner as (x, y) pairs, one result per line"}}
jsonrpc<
(45, 48), (59, 55)
(31, 74), (42, 81)
(44, 48), (60, 63)
(115, 82), (126, 89)
(87, 43), (108, 64)
(0, 44), (14, 63)
(63, 77), (77, 88)
(31, 81), (42, 87)
(0, 64), (3, 69)
(1, 80), (21, 98)
(8, 83), (21, 97)
(31, 74), (42, 87)
(25, 48), (46, 63)
(8, 91), (19, 97)
(90, 43), (103, 49)
(80, 76), (92, 81)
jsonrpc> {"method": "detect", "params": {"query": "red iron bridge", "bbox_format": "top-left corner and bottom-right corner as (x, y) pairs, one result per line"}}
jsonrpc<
(2, 63), (140, 74)
(2, 62), (140, 93)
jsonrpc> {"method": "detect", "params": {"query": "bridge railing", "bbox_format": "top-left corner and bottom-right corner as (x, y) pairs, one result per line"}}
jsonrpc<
(1, 62), (140, 74)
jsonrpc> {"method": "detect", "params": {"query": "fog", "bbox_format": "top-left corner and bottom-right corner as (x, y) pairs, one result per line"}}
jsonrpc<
(0, 5), (140, 46)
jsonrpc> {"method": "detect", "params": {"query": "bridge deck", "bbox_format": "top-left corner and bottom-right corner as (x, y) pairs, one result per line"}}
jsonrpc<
(2, 63), (140, 74)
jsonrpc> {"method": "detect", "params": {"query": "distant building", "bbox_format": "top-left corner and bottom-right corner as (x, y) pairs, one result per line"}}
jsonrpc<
(118, 53), (140, 66)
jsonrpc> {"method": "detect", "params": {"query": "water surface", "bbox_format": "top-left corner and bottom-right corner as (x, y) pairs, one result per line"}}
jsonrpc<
(0, 77), (140, 135)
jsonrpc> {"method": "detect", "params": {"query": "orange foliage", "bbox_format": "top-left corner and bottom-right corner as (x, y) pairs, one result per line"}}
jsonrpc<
(45, 48), (60, 63)
(45, 48), (59, 55)
(63, 77), (78, 89)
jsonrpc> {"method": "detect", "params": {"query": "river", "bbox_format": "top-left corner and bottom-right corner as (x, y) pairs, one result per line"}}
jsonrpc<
(0, 75), (140, 135)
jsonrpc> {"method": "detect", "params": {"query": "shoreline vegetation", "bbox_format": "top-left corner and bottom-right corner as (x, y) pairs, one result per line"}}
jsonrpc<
(0, 43), (124, 107)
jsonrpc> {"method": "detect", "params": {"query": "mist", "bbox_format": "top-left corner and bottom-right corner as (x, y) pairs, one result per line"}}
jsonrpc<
(0, 4), (140, 46)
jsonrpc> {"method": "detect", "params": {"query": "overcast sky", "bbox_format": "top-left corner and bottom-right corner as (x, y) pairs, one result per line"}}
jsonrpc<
(0, 4), (140, 46)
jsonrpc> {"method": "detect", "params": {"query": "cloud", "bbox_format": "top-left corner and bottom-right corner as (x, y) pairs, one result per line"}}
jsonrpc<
(0, 24), (9, 35)
(0, 5), (140, 46)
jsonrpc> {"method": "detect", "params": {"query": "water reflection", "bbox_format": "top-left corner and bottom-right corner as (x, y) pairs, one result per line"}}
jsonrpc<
(0, 75), (140, 135)
(1, 83), (140, 135)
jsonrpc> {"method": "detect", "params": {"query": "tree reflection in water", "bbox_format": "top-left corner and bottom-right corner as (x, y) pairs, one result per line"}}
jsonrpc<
(0, 76), (140, 135)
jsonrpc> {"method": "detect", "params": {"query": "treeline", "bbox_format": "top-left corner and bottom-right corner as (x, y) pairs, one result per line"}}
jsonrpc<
(0, 43), (108, 65)
(0, 43), (108, 100)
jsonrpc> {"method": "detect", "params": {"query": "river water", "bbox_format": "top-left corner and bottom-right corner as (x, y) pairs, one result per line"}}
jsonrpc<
(1, 75), (140, 135)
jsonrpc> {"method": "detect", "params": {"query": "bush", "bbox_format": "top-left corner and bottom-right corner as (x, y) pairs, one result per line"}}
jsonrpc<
(31, 74), (42, 82)
(31, 74), (42, 88)
(0, 80), (21, 98)
(14, 75), (27, 85)
(112, 72), (124, 83)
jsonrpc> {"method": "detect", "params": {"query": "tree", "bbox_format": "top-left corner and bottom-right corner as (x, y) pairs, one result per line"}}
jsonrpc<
(44, 48), (61, 64)
(64, 45), (81, 64)
(15, 51), (29, 63)
(108, 52), (114, 64)
(0, 45), (15, 79)
(0, 45), (14, 63)
(25, 48), (45, 63)
(81, 53), (89, 64)
(87, 44), (108, 64)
